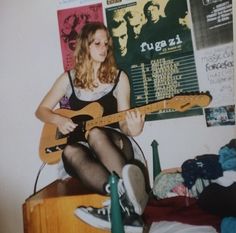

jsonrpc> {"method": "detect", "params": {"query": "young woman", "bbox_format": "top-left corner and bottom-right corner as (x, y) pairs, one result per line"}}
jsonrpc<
(35, 22), (148, 232)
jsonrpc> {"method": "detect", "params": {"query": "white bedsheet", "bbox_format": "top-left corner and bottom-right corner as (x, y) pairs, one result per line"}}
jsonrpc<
(149, 221), (218, 233)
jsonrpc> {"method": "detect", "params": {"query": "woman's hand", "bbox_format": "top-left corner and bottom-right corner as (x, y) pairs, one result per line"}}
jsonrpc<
(56, 115), (78, 135)
(125, 109), (145, 136)
(115, 71), (145, 136)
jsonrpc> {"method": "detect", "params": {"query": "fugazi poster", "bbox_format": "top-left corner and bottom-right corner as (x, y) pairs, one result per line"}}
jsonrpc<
(105, 0), (201, 120)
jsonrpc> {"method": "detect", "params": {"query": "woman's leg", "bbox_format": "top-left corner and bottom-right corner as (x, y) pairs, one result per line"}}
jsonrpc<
(62, 143), (110, 194)
(62, 127), (134, 194)
(73, 129), (149, 230)
(87, 127), (134, 177)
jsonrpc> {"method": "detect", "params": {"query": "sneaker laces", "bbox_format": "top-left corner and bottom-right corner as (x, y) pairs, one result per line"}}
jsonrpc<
(90, 202), (111, 222)
(119, 201), (132, 216)
(104, 179), (134, 217)
(117, 179), (135, 216)
(117, 179), (126, 196)
(105, 179), (125, 196)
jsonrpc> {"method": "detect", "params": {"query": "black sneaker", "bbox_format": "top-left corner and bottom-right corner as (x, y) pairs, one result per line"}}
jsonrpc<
(122, 164), (149, 215)
(105, 164), (149, 215)
(74, 165), (148, 232)
(74, 202), (144, 233)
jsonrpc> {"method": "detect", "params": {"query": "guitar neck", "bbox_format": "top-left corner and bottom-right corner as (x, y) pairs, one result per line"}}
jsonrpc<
(85, 100), (167, 131)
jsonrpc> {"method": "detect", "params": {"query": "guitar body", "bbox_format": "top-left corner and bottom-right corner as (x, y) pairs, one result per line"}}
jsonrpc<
(38, 92), (212, 164)
(39, 102), (104, 164)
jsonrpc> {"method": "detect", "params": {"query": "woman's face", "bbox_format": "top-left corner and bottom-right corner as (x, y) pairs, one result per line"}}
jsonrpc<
(89, 29), (109, 63)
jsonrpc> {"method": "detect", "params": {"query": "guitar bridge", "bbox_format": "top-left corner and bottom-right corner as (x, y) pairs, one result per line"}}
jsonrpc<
(45, 144), (66, 154)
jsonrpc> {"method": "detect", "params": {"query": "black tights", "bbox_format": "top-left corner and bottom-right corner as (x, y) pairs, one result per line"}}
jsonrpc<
(62, 127), (134, 194)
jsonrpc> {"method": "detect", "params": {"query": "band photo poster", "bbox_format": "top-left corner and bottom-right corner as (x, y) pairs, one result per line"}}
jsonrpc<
(57, 0), (235, 125)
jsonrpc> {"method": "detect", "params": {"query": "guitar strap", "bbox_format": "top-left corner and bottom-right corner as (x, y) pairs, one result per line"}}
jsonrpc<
(116, 69), (122, 82)
(112, 69), (122, 91)
(67, 70), (76, 95)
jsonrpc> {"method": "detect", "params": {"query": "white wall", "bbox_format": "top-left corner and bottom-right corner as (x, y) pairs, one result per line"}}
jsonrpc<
(0, 1), (62, 233)
(0, 1), (235, 233)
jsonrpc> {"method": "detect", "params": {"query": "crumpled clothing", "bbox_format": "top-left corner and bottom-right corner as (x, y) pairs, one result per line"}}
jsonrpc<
(212, 170), (236, 187)
(172, 183), (188, 196)
(189, 178), (211, 198)
(181, 154), (223, 189)
(221, 217), (236, 233)
(198, 183), (236, 217)
(171, 177), (211, 198)
(219, 139), (236, 171)
(153, 172), (184, 199)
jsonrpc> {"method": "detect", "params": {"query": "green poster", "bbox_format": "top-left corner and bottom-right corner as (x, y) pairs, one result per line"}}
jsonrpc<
(106, 0), (203, 121)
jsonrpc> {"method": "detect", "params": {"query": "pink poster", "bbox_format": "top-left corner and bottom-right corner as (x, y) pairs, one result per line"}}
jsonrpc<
(57, 3), (104, 71)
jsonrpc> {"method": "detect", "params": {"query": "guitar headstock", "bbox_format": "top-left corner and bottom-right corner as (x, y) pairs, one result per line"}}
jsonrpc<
(168, 92), (212, 112)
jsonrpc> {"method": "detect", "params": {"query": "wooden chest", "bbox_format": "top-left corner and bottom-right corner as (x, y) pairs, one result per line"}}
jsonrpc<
(22, 178), (109, 233)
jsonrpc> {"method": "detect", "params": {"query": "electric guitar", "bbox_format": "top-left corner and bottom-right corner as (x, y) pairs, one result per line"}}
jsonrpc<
(39, 92), (212, 164)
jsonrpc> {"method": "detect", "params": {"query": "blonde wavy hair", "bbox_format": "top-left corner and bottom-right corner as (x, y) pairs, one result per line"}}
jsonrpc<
(73, 22), (118, 90)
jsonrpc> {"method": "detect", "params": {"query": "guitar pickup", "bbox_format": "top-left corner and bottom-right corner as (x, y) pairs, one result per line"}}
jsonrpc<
(45, 144), (66, 154)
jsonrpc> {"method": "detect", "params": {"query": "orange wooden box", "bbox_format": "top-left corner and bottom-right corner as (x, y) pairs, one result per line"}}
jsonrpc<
(22, 178), (109, 233)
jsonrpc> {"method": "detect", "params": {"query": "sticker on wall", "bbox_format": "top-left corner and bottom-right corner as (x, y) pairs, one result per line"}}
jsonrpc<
(205, 105), (235, 127)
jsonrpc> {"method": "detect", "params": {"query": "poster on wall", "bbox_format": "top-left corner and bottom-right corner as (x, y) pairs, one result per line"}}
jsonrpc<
(189, 0), (235, 127)
(105, 0), (202, 120)
(57, 3), (104, 71)
(189, 0), (233, 50)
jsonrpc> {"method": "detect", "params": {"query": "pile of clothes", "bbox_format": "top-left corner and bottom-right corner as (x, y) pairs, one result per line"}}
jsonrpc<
(147, 139), (236, 233)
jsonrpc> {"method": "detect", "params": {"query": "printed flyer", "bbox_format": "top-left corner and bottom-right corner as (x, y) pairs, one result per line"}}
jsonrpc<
(57, 3), (104, 71)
